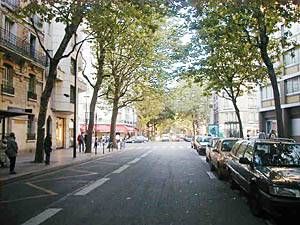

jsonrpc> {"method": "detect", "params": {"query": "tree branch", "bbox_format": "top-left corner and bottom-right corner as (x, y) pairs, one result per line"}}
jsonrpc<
(30, 18), (52, 59)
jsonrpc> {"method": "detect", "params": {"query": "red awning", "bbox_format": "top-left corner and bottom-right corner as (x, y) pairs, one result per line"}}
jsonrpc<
(80, 124), (137, 133)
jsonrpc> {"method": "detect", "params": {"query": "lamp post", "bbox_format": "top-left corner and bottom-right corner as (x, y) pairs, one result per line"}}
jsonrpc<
(73, 42), (84, 158)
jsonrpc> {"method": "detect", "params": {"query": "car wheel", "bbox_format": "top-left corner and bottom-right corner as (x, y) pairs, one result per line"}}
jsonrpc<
(228, 173), (238, 189)
(249, 188), (263, 217)
(210, 162), (215, 171)
(217, 165), (224, 180)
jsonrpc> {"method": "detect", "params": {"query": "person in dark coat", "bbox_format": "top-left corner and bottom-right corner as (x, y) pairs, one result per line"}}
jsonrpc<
(5, 132), (18, 174)
(44, 134), (52, 165)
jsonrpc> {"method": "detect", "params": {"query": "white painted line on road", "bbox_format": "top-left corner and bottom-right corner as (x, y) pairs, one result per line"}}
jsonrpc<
(128, 157), (141, 164)
(21, 208), (62, 225)
(112, 164), (130, 174)
(206, 171), (216, 179)
(140, 150), (152, 158)
(74, 178), (110, 196)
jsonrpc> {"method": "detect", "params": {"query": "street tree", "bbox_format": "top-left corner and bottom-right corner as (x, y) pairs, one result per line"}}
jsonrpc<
(192, 0), (300, 137)
(18, 0), (98, 162)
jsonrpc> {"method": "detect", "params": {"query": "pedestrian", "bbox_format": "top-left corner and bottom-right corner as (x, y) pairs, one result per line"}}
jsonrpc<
(5, 132), (18, 174)
(77, 133), (84, 152)
(94, 137), (98, 154)
(268, 130), (277, 139)
(44, 134), (52, 165)
(84, 133), (88, 151)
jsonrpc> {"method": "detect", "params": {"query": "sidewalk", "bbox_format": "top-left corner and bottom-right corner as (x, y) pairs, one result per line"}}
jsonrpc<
(0, 145), (120, 185)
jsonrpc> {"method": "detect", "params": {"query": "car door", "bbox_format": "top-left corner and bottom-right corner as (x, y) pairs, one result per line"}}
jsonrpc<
(230, 141), (248, 187)
(210, 140), (221, 167)
(238, 143), (255, 193)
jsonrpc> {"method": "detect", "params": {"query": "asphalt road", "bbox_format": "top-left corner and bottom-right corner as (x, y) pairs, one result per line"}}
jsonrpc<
(1, 142), (269, 225)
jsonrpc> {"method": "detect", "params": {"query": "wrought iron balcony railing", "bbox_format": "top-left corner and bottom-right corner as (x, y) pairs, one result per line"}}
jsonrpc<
(1, 0), (20, 10)
(1, 84), (14, 95)
(27, 133), (36, 140)
(27, 91), (37, 100)
(0, 27), (46, 66)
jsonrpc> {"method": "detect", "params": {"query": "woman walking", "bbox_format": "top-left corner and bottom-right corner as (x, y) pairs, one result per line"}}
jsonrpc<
(5, 132), (18, 174)
(44, 134), (52, 165)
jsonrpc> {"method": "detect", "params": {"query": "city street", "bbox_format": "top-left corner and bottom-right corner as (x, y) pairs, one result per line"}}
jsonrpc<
(1, 142), (268, 225)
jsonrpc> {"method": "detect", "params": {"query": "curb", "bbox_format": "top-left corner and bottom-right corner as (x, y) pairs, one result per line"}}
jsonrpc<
(0, 148), (123, 185)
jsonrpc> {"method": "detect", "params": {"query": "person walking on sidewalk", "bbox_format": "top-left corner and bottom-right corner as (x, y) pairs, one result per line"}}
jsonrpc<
(77, 133), (84, 152)
(94, 137), (98, 154)
(5, 132), (18, 174)
(44, 134), (52, 165)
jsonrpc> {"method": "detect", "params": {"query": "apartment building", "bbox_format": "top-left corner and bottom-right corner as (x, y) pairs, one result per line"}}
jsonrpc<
(45, 22), (86, 149)
(210, 91), (259, 138)
(259, 23), (300, 141)
(0, 0), (46, 152)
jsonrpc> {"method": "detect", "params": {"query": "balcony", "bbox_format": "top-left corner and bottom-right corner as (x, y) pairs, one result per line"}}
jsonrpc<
(1, 84), (14, 95)
(0, 27), (46, 66)
(27, 91), (37, 100)
(1, 0), (20, 10)
(27, 133), (36, 140)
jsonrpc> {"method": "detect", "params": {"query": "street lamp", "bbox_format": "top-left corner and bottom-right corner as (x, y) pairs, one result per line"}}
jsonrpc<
(72, 42), (84, 158)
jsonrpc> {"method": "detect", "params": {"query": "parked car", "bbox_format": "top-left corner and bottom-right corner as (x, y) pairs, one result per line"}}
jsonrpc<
(226, 139), (300, 217)
(208, 138), (239, 179)
(193, 136), (212, 155)
(206, 137), (220, 162)
(183, 135), (193, 142)
(161, 134), (170, 142)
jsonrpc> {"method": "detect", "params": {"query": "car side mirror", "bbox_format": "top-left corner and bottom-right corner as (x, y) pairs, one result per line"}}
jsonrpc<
(239, 157), (250, 164)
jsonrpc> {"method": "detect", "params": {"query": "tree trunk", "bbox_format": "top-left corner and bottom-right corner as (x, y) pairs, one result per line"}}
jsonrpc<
(34, 22), (81, 162)
(35, 62), (58, 162)
(232, 98), (244, 138)
(257, 10), (284, 137)
(85, 45), (105, 153)
(260, 48), (284, 137)
(109, 99), (119, 149)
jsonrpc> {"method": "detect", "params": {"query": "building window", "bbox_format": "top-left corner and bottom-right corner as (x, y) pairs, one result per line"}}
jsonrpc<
(70, 58), (76, 75)
(261, 85), (274, 100)
(283, 48), (298, 66)
(286, 76), (300, 95)
(28, 74), (37, 100)
(27, 115), (36, 140)
(30, 34), (36, 58)
(1, 64), (14, 95)
(70, 85), (75, 103)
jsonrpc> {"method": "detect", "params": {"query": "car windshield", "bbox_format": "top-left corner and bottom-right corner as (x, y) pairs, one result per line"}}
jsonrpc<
(201, 137), (211, 142)
(222, 140), (237, 152)
(254, 143), (300, 167)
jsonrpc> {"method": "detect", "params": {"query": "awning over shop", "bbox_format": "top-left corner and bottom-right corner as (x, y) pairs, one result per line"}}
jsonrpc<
(80, 124), (137, 133)
(0, 109), (33, 119)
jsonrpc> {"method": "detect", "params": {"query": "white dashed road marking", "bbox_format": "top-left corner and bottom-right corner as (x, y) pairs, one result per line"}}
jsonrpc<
(206, 171), (216, 179)
(112, 165), (130, 174)
(74, 178), (110, 196)
(128, 158), (141, 164)
(21, 208), (62, 225)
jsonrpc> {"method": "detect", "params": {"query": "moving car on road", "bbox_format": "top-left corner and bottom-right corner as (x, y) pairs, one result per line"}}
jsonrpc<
(208, 138), (238, 179)
(125, 135), (148, 143)
(227, 139), (300, 217)
(161, 134), (170, 142)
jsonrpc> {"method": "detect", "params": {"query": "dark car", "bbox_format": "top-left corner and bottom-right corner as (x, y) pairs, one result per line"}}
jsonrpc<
(209, 138), (239, 179)
(227, 139), (300, 217)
